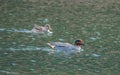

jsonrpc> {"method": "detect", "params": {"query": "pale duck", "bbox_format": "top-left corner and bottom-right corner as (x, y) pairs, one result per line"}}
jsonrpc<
(32, 24), (51, 34)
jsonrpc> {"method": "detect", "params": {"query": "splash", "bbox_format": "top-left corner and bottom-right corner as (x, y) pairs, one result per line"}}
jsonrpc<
(0, 28), (32, 33)
(0, 28), (53, 36)
(1, 46), (53, 52)
(0, 70), (20, 75)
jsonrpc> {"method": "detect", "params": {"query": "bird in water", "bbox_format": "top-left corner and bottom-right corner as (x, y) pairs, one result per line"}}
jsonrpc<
(31, 24), (52, 34)
(47, 39), (85, 55)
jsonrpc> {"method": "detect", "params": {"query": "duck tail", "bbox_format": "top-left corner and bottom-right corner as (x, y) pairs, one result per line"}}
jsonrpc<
(47, 43), (55, 48)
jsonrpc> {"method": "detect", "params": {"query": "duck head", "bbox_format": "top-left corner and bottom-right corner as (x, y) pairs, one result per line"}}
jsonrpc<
(45, 24), (51, 30)
(74, 39), (85, 46)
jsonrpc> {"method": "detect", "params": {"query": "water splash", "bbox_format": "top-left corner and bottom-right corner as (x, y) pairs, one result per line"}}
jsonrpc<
(0, 70), (20, 75)
(0, 28), (53, 36)
(1, 46), (53, 52)
(84, 53), (100, 57)
(13, 29), (32, 33)
(5, 46), (42, 51)
(0, 28), (5, 31)
(0, 28), (32, 33)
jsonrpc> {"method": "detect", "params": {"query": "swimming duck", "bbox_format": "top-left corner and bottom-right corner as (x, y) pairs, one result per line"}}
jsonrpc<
(31, 24), (51, 34)
(47, 39), (85, 55)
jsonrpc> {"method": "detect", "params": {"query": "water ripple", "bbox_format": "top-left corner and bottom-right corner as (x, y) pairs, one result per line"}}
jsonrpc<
(0, 28), (32, 33)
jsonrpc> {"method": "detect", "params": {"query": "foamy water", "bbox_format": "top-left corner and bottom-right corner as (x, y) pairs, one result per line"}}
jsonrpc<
(0, 28), (32, 33)
(0, 70), (20, 75)
(4, 46), (51, 51)
(0, 27), (54, 52)
(0, 27), (53, 36)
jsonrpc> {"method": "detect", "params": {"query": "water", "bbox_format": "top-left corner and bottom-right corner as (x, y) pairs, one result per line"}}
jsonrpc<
(0, 70), (20, 75)
(0, 28), (53, 52)
(0, 27), (87, 56)
(0, 0), (119, 75)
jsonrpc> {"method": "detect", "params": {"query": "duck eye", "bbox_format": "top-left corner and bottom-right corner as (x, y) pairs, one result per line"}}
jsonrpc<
(75, 40), (81, 43)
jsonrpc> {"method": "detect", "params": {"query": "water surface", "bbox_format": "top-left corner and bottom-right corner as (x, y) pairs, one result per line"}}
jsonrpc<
(0, 0), (119, 75)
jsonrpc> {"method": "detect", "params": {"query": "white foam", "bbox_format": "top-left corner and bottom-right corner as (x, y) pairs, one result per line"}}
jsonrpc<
(0, 28), (5, 31)
(0, 70), (19, 75)
(0, 28), (32, 33)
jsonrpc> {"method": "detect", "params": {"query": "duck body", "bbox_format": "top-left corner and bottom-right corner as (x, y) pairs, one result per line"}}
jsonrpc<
(47, 39), (84, 55)
(32, 24), (51, 34)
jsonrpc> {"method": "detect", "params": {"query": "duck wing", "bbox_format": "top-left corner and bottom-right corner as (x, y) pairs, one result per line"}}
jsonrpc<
(47, 42), (72, 48)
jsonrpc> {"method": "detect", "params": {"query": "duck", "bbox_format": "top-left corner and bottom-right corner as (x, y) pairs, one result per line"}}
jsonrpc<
(31, 24), (52, 34)
(47, 39), (85, 55)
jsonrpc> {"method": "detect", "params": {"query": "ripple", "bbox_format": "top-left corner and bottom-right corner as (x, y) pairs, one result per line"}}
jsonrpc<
(43, 18), (49, 23)
(3, 46), (53, 52)
(5, 46), (42, 51)
(0, 28), (32, 33)
(0, 28), (5, 31)
(30, 60), (37, 63)
(92, 54), (100, 57)
(0, 70), (20, 75)
(58, 38), (65, 41)
(11, 63), (17, 66)
(84, 53), (100, 58)
(90, 37), (97, 41)
(95, 32), (101, 36)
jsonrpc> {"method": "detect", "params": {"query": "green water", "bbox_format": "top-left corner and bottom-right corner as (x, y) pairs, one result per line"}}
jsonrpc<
(0, 0), (120, 75)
